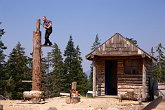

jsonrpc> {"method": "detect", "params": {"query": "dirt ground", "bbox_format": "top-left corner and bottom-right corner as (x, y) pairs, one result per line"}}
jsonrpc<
(0, 97), (148, 110)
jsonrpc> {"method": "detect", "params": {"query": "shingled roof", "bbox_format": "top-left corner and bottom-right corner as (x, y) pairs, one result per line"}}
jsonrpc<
(86, 33), (156, 60)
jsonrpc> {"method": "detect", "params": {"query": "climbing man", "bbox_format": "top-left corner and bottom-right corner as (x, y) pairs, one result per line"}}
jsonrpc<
(42, 16), (52, 46)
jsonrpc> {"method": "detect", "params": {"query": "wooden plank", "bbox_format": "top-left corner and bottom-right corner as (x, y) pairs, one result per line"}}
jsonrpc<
(118, 83), (142, 86)
(22, 80), (32, 83)
(142, 58), (147, 99)
(118, 74), (142, 78)
(41, 45), (53, 47)
(118, 77), (142, 81)
(118, 80), (142, 84)
(118, 85), (142, 89)
(60, 93), (70, 96)
(118, 89), (138, 92)
(143, 96), (162, 110)
(93, 61), (96, 97)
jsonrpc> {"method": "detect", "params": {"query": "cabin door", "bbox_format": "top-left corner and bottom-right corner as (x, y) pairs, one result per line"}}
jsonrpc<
(105, 60), (117, 95)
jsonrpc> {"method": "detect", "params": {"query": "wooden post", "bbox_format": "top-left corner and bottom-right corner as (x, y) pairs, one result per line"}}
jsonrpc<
(32, 19), (41, 91)
(72, 82), (77, 90)
(142, 58), (147, 99)
(93, 61), (96, 97)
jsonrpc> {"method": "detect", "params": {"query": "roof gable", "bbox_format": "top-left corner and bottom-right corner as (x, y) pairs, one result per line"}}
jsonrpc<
(86, 33), (155, 60)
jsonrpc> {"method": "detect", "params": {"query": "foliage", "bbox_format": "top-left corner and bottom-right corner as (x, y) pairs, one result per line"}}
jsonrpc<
(153, 43), (165, 83)
(64, 36), (88, 95)
(5, 42), (31, 99)
(91, 34), (101, 51)
(0, 23), (7, 96)
(0, 22), (6, 64)
(126, 37), (138, 46)
(46, 43), (65, 97)
(63, 36), (76, 92)
(74, 46), (88, 95)
(88, 34), (101, 91)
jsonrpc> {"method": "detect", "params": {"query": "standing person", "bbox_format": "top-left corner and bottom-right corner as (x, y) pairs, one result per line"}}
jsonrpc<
(42, 16), (52, 46)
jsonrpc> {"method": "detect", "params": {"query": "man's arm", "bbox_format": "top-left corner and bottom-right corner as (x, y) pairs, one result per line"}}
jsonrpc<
(43, 21), (52, 29)
(47, 21), (52, 28)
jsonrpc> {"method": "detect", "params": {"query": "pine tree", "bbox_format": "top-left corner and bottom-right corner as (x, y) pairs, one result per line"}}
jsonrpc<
(153, 43), (165, 83)
(47, 43), (65, 97)
(5, 42), (31, 99)
(91, 34), (101, 51)
(41, 56), (49, 96)
(126, 37), (138, 46)
(63, 36), (76, 92)
(0, 23), (7, 96)
(88, 34), (101, 91)
(64, 36), (88, 95)
(75, 46), (88, 95)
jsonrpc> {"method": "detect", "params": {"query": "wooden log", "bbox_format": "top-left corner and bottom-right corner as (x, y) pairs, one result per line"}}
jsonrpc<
(65, 97), (80, 104)
(142, 58), (147, 100)
(23, 91), (45, 102)
(93, 61), (96, 97)
(32, 19), (41, 91)
(72, 82), (77, 90)
(70, 97), (80, 103)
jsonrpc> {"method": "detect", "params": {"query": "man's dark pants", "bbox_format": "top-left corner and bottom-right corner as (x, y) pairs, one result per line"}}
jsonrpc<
(44, 27), (52, 45)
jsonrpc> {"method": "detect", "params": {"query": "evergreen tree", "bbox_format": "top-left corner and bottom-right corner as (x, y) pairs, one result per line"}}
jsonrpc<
(47, 43), (65, 97)
(5, 42), (31, 99)
(0, 23), (7, 96)
(64, 36), (88, 95)
(63, 36), (76, 92)
(88, 34), (101, 91)
(153, 43), (165, 83)
(75, 46), (88, 95)
(91, 34), (101, 51)
(41, 56), (49, 96)
(126, 37), (138, 46)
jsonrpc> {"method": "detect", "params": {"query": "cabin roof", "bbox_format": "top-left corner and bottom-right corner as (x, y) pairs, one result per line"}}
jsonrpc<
(86, 33), (156, 60)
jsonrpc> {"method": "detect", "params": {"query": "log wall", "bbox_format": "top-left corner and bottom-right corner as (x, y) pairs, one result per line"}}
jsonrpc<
(95, 57), (152, 97)
(96, 59), (105, 96)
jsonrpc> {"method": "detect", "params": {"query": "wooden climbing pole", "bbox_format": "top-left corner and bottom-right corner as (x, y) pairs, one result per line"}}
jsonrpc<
(32, 19), (41, 91)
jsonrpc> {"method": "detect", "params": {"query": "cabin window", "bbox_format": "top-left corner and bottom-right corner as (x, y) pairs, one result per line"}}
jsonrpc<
(124, 60), (141, 74)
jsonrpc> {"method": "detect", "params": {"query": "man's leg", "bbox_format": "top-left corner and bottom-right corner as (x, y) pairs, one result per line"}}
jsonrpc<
(47, 28), (52, 46)
(43, 30), (49, 45)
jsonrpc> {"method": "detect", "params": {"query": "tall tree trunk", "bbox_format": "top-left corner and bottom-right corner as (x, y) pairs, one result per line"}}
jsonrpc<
(32, 19), (41, 91)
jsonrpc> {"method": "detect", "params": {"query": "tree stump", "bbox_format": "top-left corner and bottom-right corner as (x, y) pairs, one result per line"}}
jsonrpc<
(66, 97), (80, 104)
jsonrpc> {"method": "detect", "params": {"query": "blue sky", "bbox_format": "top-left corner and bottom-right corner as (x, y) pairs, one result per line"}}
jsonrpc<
(0, 0), (165, 73)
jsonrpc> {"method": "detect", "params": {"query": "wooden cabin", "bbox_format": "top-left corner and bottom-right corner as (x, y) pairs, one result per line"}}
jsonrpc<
(86, 33), (156, 100)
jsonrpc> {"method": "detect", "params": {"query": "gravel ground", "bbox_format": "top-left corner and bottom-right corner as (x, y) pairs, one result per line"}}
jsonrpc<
(0, 97), (148, 110)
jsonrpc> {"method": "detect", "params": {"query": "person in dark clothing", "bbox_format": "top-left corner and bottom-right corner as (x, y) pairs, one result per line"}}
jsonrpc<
(42, 16), (52, 46)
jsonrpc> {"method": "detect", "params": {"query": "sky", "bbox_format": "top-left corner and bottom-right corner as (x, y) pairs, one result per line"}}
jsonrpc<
(0, 0), (165, 74)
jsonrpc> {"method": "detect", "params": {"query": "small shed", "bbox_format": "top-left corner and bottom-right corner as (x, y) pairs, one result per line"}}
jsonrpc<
(86, 33), (156, 100)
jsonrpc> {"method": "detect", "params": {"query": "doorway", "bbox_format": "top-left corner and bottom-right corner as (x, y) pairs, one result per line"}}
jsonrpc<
(105, 60), (117, 95)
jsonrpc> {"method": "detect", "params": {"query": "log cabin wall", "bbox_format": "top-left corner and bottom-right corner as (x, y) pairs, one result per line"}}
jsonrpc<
(96, 57), (152, 97)
(86, 33), (156, 98)
(117, 58), (143, 96)
(95, 57), (147, 96)
(95, 59), (105, 96)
